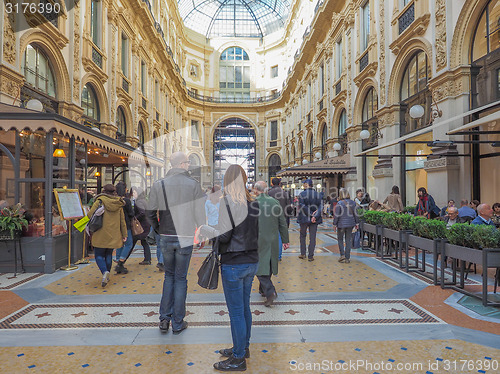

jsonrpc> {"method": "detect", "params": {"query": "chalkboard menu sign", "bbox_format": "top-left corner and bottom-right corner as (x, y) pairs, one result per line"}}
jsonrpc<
(53, 189), (85, 220)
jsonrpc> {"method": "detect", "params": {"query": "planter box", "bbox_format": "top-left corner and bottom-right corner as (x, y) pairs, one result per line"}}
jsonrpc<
(405, 234), (444, 285)
(381, 228), (412, 267)
(441, 243), (500, 306)
(360, 222), (383, 253)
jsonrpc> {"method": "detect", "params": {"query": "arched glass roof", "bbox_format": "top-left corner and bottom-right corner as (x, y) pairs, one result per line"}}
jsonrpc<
(178, 0), (292, 38)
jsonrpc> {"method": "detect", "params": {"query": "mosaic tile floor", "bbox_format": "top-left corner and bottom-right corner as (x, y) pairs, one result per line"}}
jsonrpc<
(0, 221), (499, 373)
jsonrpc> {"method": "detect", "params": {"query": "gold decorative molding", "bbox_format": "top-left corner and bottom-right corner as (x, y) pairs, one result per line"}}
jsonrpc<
(3, 2), (16, 65)
(379, 0), (386, 105)
(435, 0), (447, 71)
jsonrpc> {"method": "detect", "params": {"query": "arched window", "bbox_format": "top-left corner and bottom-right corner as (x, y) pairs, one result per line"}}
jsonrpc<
(188, 153), (201, 182)
(291, 145), (296, 163)
(116, 106), (127, 141)
(361, 88), (379, 150)
(153, 131), (159, 154)
(399, 51), (431, 134)
(471, 0), (500, 108)
(338, 109), (347, 136)
(268, 154), (281, 182)
(308, 135), (313, 162)
(22, 44), (56, 97)
(81, 84), (100, 122)
(321, 124), (328, 159)
(298, 139), (303, 161)
(219, 47), (250, 102)
(137, 122), (145, 145)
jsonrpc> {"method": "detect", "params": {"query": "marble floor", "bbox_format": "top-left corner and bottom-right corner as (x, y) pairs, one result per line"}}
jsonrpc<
(0, 220), (499, 373)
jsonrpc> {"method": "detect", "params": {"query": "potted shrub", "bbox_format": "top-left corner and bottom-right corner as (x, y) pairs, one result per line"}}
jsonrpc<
(381, 213), (413, 265)
(359, 210), (385, 252)
(404, 217), (447, 283)
(0, 204), (28, 240)
(403, 205), (416, 214)
(442, 224), (500, 306)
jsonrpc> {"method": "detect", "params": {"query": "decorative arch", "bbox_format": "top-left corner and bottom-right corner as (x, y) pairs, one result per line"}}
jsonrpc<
(297, 138), (304, 160)
(19, 29), (71, 103)
(353, 79), (378, 125)
(450, 0), (490, 68)
(267, 153), (282, 181)
(210, 113), (258, 138)
(137, 117), (150, 143)
(306, 131), (314, 162)
(116, 100), (133, 138)
(331, 104), (347, 138)
(316, 122), (327, 147)
(291, 144), (296, 162)
(81, 73), (110, 124)
(386, 37), (433, 106)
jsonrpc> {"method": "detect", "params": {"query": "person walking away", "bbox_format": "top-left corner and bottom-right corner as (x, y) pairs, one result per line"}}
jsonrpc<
(254, 181), (290, 307)
(205, 184), (222, 228)
(267, 177), (292, 261)
(414, 187), (440, 218)
(198, 165), (259, 371)
(383, 185), (404, 213)
(471, 204), (497, 227)
(297, 179), (323, 262)
(87, 184), (127, 287)
(333, 188), (359, 263)
(125, 187), (152, 265)
(114, 181), (135, 273)
(147, 152), (206, 335)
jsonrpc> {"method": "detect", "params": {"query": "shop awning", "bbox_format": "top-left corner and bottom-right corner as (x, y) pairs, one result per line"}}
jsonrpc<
(0, 103), (164, 167)
(446, 110), (500, 135)
(277, 154), (354, 177)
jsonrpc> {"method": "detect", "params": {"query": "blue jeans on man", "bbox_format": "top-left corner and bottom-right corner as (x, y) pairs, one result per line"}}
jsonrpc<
(158, 236), (192, 331)
(337, 227), (353, 260)
(221, 262), (258, 359)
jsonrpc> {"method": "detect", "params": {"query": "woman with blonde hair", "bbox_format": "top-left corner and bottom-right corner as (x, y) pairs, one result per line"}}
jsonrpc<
(333, 188), (359, 263)
(202, 165), (260, 371)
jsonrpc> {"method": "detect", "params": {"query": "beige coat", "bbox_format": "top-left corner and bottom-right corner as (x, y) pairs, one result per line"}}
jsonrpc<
(383, 193), (404, 213)
(87, 194), (127, 249)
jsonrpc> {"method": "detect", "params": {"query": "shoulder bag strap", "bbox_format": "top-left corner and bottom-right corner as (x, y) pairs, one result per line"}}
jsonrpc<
(223, 196), (235, 229)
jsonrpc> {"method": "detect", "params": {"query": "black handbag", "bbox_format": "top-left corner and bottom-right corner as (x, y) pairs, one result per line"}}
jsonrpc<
(197, 237), (220, 290)
(88, 200), (104, 233)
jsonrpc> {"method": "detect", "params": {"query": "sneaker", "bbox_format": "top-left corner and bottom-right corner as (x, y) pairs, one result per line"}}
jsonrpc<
(172, 321), (188, 335)
(139, 260), (151, 265)
(219, 347), (250, 358)
(338, 256), (346, 263)
(101, 271), (110, 288)
(298, 255), (306, 259)
(156, 263), (165, 272)
(308, 257), (314, 262)
(213, 356), (247, 371)
(159, 319), (170, 333)
(345, 259), (351, 263)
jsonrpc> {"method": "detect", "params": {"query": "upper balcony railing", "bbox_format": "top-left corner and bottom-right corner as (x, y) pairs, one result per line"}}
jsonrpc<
(187, 90), (281, 104)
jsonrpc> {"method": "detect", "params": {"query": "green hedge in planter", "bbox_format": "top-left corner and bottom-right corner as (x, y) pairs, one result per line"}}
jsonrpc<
(380, 213), (413, 231)
(360, 210), (386, 225)
(403, 205), (416, 214)
(470, 225), (500, 249)
(410, 216), (447, 239)
(446, 223), (476, 248)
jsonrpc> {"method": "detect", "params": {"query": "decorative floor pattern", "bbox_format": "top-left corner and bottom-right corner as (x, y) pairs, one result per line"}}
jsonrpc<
(43, 256), (398, 295)
(1, 340), (498, 373)
(0, 273), (44, 290)
(0, 299), (442, 329)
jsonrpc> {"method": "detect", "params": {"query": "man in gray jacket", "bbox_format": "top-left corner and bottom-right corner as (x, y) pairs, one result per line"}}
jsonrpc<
(147, 152), (206, 335)
(333, 188), (359, 263)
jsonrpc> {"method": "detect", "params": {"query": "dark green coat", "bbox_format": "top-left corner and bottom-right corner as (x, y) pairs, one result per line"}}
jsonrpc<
(256, 193), (290, 276)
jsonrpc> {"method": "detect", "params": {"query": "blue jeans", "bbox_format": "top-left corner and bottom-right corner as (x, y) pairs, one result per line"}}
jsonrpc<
(115, 229), (133, 261)
(221, 262), (259, 359)
(155, 232), (163, 264)
(94, 247), (113, 274)
(158, 236), (192, 331)
(337, 227), (353, 259)
(278, 233), (283, 260)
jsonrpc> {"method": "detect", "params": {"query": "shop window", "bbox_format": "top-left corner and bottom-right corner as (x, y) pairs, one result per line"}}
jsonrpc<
(52, 133), (70, 181)
(22, 44), (56, 97)
(20, 130), (46, 179)
(19, 182), (46, 237)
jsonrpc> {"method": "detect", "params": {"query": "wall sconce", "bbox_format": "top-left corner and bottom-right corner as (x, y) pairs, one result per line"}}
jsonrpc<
(294, 163), (299, 167)
(333, 142), (341, 151)
(94, 171), (101, 177)
(316, 183), (322, 190)
(409, 93), (443, 124)
(302, 159), (309, 164)
(26, 99), (43, 112)
(146, 170), (151, 176)
(327, 151), (335, 158)
(359, 128), (383, 140)
(314, 152), (322, 160)
(53, 148), (66, 158)
(291, 183), (296, 189)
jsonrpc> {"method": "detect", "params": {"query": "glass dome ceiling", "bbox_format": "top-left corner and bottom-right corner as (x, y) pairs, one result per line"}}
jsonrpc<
(178, 0), (292, 38)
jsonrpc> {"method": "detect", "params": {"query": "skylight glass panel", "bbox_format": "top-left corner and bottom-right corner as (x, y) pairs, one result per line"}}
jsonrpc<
(178, 0), (291, 38)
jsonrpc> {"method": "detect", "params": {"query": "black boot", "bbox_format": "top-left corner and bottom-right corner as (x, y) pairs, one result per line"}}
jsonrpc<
(115, 262), (128, 274)
(213, 356), (246, 371)
(219, 347), (250, 358)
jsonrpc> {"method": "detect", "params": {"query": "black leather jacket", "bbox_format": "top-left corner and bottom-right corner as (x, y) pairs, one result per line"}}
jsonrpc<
(146, 168), (206, 248)
(217, 196), (259, 253)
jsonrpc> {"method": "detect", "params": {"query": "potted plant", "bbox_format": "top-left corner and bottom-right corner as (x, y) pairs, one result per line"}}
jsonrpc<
(442, 224), (500, 306)
(359, 210), (385, 253)
(381, 213), (413, 265)
(0, 203), (28, 240)
(404, 217), (447, 283)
